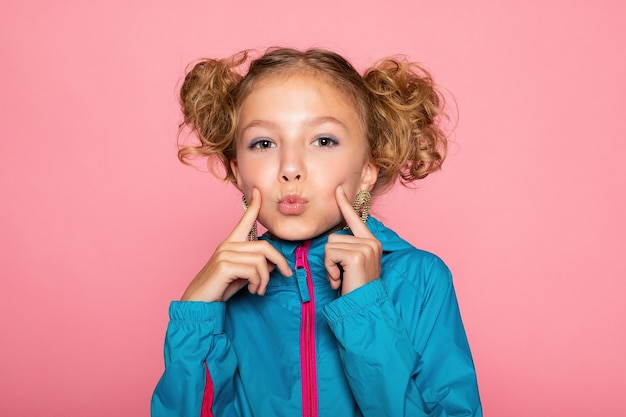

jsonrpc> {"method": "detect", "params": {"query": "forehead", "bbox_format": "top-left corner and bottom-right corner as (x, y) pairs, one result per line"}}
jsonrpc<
(237, 73), (364, 127)
(244, 71), (350, 99)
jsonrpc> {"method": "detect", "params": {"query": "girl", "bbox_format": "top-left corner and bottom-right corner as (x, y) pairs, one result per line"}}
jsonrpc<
(152, 47), (482, 417)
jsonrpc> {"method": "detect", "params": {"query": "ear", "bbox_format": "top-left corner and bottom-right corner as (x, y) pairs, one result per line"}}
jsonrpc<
(230, 159), (244, 191)
(359, 159), (379, 192)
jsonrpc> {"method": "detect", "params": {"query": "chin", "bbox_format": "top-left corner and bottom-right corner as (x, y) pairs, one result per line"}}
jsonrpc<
(267, 229), (318, 242)
(263, 222), (334, 242)
(260, 214), (343, 242)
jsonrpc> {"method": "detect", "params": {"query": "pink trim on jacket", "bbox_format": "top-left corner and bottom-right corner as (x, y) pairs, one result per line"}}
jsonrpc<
(296, 241), (318, 417)
(200, 362), (214, 417)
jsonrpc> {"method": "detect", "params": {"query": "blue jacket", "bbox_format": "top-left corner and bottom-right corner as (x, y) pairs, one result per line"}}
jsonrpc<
(152, 217), (482, 416)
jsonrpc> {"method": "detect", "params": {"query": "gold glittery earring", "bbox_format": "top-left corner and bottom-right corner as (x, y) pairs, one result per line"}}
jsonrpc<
(353, 190), (372, 224)
(241, 195), (258, 241)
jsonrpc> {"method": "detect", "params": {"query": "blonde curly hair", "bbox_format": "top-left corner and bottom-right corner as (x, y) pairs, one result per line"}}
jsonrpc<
(178, 47), (448, 194)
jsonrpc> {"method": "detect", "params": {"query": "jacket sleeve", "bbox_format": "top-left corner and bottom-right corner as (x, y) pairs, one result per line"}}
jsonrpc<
(323, 255), (482, 417)
(151, 301), (243, 417)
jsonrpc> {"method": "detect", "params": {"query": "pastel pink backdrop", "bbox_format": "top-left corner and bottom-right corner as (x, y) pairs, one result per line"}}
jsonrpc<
(1, 1), (624, 416)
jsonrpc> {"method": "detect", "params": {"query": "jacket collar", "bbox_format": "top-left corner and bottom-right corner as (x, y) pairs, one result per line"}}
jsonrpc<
(261, 216), (413, 262)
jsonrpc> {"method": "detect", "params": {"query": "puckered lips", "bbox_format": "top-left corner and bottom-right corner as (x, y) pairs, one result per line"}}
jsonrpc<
(278, 193), (307, 215)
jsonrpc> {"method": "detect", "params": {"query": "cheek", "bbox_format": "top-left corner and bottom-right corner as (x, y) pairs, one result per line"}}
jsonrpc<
(338, 165), (367, 193)
(236, 159), (264, 188)
(238, 168), (275, 207)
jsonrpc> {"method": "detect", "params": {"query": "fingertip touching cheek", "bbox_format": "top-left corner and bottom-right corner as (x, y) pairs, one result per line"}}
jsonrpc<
(229, 74), (378, 241)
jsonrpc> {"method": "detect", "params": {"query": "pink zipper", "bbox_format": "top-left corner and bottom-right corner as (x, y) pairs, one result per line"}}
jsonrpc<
(295, 241), (318, 417)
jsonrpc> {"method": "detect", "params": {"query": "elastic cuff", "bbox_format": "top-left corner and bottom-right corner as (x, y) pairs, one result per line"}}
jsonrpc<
(323, 279), (386, 325)
(168, 301), (225, 334)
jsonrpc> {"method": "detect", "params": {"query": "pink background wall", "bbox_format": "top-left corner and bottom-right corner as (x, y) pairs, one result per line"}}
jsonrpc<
(1, 1), (624, 415)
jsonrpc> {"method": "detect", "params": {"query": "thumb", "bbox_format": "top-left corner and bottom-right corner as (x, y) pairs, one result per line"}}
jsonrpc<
(227, 188), (261, 242)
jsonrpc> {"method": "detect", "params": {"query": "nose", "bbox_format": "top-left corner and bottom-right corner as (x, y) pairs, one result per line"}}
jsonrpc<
(278, 146), (305, 182)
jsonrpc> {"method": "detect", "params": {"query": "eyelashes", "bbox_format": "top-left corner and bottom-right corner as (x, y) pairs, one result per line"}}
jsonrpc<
(312, 135), (339, 147)
(248, 138), (276, 149)
(248, 135), (339, 150)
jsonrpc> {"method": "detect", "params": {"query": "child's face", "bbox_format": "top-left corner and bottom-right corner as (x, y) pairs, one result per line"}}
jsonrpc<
(230, 74), (378, 241)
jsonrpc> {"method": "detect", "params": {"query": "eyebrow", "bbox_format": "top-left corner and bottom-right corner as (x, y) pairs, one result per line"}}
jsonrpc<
(240, 116), (347, 133)
(306, 116), (346, 128)
(240, 119), (278, 132)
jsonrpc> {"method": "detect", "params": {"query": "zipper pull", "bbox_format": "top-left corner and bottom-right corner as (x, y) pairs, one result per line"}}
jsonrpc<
(295, 245), (310, 302)
(295, 245), (306, 269)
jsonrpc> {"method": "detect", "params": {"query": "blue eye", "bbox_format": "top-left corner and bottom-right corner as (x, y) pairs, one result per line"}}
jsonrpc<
(250, 139), (275, 149)
(312, 135), (338, 147)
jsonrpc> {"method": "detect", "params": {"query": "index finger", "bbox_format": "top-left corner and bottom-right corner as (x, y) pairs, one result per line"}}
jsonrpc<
(227, 188), (261, 242)
(335, 186), (374, 238)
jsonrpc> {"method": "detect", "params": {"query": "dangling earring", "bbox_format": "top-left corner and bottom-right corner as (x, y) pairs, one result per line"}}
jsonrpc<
(353, 190), (372, 224)
(241, 195), (258, 241)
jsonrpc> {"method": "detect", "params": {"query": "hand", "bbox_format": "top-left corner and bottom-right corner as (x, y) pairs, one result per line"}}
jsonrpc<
(181, 189), (293, 302)
(325, 186), (382, 296)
